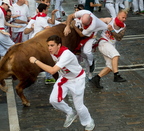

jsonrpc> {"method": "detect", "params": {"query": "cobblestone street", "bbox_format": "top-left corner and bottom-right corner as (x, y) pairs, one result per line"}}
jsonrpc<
(0, 0), (144, 131)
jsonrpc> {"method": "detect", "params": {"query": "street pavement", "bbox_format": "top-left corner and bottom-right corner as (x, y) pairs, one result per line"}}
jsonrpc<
(0, 0), (144, 131)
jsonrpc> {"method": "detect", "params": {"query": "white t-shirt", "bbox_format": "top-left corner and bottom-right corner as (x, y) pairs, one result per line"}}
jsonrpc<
(11, 3), (30, 32)
(25, 19), (35, 39)
(31, 16), (51, 38)
(101, 18), (126, 45)
(51, 49), (84, 79)
(74, 10), (108, 37)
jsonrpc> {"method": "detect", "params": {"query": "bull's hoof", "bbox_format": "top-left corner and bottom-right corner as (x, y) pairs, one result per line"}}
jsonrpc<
(23, 102), (31, 107)
(0, 86), (8, 92)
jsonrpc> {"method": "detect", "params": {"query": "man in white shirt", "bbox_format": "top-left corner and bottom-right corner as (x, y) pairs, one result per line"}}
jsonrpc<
(29, 35), (95, 131)
(64, 10), (107, 77)
(31, 3), (56, 38)
(91, 10), (127, 88)
(11, 0), (31, 42)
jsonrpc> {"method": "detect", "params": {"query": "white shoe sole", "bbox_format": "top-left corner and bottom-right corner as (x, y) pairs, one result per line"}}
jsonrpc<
(63, 115), (77, 128)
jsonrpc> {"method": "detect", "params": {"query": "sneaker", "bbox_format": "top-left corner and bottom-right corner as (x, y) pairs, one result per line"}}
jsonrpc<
(85, 119), (95, 131)
(91, 75), (103, 89)
(114, 74), (126, 82)
(63, 111), (77, 128)
(89, 60), (95, 73)
(45, 78), (56, 84)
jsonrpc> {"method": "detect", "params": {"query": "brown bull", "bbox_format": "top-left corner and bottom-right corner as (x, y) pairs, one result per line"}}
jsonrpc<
(0, 24), (81, 106)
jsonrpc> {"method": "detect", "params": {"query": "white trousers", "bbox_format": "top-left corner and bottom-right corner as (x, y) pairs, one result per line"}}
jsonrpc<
(81, 38), (96, 66)
(105, 3), (116, 18)
(115, 0), (125, 14)
(98, 40), (120, 70)
(132, 0), (144, 12)
(27, 0), (36, 17)
(124, 0), (131, 11)
(55, 0), (64, 18)
(78, 0), (86, 5)
(0, 32), (15, 56)
(49, 74), (92, 126)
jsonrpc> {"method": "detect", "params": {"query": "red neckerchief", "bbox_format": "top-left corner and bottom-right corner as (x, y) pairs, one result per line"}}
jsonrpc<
(0, 7), (7, 16)
(54, 46), (68, 58)
(31, 15), (37, 20)
(83, 16), (93, 29)
(37, 12), (47, 17)
(115, 17), (124, 28)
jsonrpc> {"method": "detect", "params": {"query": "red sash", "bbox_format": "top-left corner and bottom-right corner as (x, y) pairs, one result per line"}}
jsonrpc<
(92, 37), (108, 52)
(13, 32), (23, 43)
(57, 69), (84, 102)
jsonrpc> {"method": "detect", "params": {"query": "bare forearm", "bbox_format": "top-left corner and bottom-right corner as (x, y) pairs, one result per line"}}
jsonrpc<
(66, 14), (74, 27)
(14, 19), (28, 24)
(73, 26), (84, 37)
(50, 14), (55, 24)
(24, 28), (33, 34)
(34, 60), (55, 74)
(5, 22), (19, 28)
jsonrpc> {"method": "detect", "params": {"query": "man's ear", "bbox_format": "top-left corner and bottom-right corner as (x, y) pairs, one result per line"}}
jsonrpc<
(58, 43), (62, 47)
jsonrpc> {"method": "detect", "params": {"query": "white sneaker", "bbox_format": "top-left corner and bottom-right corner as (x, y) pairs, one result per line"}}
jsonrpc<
(63, 111), (77, 128)
(85, 119), (95, 131)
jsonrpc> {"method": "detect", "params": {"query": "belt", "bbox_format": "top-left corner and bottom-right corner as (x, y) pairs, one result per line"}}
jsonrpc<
(98, 37), (108, 43)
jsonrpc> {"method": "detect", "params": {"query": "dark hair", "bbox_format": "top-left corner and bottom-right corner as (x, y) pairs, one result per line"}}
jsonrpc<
(7, 9), (11, 13)
(37, 3), (48, 12)
(46, 35), (62, 45)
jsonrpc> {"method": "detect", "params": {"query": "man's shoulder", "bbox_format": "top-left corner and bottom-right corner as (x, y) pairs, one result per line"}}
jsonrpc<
(35, 16), (48, 23)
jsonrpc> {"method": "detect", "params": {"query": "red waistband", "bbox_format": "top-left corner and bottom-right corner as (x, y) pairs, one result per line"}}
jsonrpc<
(76, 69), (84, 78)
(98, 37), (108, 42)
(0, 28), (5, 30)
(57, 69), (84, 102)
